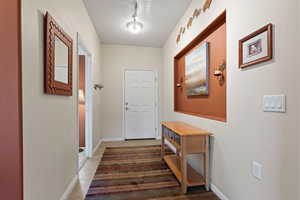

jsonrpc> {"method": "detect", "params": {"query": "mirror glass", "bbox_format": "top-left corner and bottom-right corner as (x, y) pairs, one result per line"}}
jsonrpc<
(54, 36), (69, 84)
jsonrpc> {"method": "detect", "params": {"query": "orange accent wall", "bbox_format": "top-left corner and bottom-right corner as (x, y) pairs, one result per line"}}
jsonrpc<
(0, 0), (23, 199)
(79, 55), (86, 147)
(174, 17), (227, 122)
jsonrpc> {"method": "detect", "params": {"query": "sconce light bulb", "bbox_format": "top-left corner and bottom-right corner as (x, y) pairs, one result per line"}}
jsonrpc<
(214, 70), (222, 76)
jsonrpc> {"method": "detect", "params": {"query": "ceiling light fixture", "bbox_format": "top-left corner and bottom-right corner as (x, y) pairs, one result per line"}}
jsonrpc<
(126, 1), (143, 34)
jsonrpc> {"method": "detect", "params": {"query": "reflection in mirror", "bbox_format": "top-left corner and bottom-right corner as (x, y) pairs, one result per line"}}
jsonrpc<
(54, 36), (69, 84)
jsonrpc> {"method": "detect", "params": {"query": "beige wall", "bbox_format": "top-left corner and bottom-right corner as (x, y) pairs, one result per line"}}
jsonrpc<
(21, 0), (102, 199)
(100, 44), (163, 140)
(163, 0), (299, 200)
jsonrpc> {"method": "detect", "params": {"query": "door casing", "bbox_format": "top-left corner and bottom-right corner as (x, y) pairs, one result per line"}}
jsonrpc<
(77, 34), (93, 166)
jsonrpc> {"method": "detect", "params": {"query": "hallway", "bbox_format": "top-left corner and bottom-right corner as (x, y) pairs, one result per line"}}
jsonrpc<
(1, 0), (300, 199)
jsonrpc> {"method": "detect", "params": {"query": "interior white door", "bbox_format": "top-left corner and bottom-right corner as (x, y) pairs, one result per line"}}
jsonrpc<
(124, 70), (157, 139)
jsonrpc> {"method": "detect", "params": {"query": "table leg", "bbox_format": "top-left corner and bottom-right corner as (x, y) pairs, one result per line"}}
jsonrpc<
(181, 136), (187, 194)
(161, 129), (165, 160)
(205, 136), (210, 191)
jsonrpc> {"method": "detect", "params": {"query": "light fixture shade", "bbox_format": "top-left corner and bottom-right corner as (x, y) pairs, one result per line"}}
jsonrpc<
(78, 89), (85, 104)
(126, 20), (143, 34)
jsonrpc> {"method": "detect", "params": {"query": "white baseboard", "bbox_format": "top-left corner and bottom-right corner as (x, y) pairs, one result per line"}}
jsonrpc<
(93, 139), (103, 155)
(78, 156), (88, 171)
(59, 175), (79, 200)
(101, 137), (125, 142)
(211, 184), (229, 200)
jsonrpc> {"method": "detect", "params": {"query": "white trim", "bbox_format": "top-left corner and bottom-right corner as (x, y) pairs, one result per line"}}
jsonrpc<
(78, 156), (88, 171)
(85, 53), (93, 158)
(59, 175), (79, 200)
(93, 139), (103, 155)
(102, 138), (125, 142)
(211, 184), (230, 200)
(122, 68), (159, 140)
(77, 34), (94, 160)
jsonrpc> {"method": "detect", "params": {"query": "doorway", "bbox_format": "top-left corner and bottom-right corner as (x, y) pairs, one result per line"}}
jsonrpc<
(77, 35), (93, 170)
(123, 69), (158, 140)
(78, 55), (87, 168)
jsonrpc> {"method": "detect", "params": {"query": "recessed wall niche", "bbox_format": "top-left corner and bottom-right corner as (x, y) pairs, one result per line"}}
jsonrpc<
(174, 11), (227, 122)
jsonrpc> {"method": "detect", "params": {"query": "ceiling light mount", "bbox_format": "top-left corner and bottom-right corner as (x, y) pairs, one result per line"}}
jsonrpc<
(127, 0), (143, 34)
(126, 17), (143, 34)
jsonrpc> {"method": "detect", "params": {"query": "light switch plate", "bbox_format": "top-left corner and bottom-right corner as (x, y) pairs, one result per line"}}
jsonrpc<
(252, 161), (263, 180)
(263, 95), (286, 113)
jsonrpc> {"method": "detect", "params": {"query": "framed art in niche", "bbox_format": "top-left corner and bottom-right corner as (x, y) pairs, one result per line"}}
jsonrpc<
(174, 11), (227, 122)
(185, 42), (209, 96)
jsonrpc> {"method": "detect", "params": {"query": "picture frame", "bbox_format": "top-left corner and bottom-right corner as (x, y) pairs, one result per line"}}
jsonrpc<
(239, 24), (273, 68)
(185, 42), (209, 96)
(44, 12), (73, 96)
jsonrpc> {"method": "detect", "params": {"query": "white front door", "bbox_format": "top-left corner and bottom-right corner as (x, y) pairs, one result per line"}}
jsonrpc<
(124, 70), (157, 139)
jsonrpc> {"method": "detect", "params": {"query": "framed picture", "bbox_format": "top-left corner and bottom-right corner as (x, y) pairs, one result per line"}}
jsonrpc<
(239, 24), (273, 68)
(185, 42), (209, 96)
(44, 12), (73, 96)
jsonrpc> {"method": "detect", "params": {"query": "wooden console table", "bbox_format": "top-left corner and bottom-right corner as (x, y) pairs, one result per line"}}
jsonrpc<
(161, 121), (212, 194)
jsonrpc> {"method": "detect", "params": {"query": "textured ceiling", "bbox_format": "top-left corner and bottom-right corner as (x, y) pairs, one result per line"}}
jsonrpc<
(84, 0), (192, 47)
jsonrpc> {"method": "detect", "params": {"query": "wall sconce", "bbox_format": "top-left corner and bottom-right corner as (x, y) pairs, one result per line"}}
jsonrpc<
(214, 60), (226, 84)
(176, 77), (184, 90)
(78, 89), (85, 104)
(94, 84), (104, 91)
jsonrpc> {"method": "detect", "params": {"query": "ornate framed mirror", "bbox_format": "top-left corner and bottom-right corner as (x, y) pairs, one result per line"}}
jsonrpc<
(44, 12), (73, 96)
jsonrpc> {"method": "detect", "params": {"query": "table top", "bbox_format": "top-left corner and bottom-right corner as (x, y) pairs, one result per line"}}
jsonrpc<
(161, 121), (213, 136)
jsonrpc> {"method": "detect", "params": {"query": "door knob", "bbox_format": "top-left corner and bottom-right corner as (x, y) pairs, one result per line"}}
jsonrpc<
(125, 107), (129, 111)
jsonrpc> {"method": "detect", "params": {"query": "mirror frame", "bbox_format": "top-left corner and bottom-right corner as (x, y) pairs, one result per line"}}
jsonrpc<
(44, 12), (73, 96)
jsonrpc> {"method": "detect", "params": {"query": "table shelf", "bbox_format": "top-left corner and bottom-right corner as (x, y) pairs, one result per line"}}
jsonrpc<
(164, 155), (205, 187)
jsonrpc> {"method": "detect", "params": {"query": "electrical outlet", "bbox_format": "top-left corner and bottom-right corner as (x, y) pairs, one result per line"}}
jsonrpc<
(252, 161), (263, 180)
